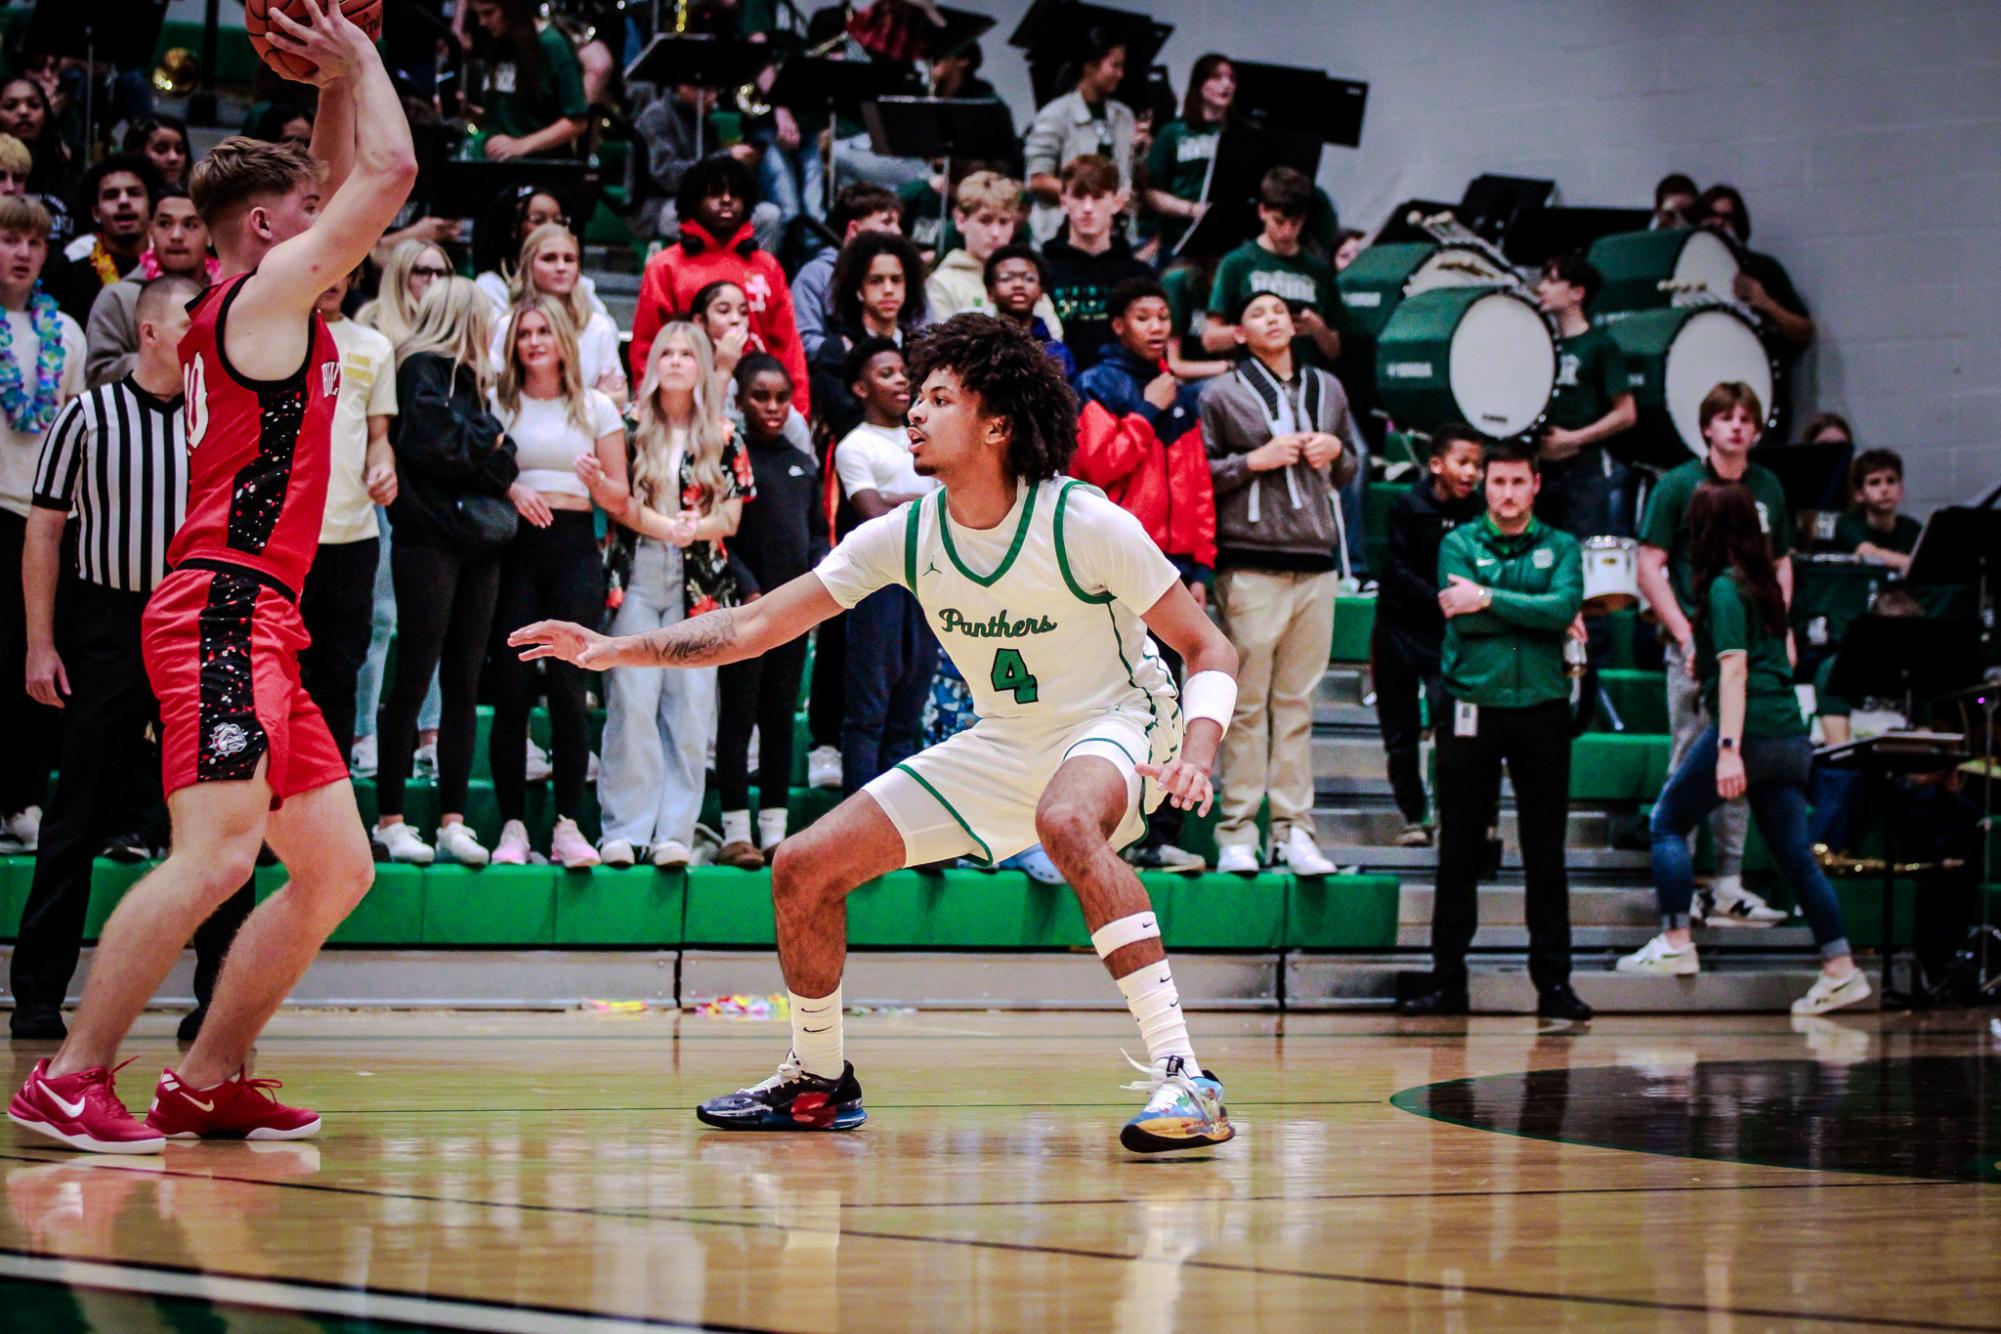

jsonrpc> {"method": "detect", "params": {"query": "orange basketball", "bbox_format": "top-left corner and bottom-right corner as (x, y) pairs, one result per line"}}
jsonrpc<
(245, 0), (384, 83)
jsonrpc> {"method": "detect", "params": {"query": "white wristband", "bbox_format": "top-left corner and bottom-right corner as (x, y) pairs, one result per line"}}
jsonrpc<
(1182, 670), (1237, 735)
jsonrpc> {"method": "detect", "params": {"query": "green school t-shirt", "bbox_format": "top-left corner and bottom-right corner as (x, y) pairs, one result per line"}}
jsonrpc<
(483, 25), (589, 144)
(1699, 572), (1805, 738)
(1208, 240), (1336, 366)
(1832, 510), (1922, 556)
(1145, 120), (1220, 250)
(1546, 324), (1629, 433)
(1638, 458), (1793, 620)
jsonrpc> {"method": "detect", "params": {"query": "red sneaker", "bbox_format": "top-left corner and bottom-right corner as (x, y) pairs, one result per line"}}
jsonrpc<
(146, 1068), (321, 1141)
(8, 1059), (164, 1154)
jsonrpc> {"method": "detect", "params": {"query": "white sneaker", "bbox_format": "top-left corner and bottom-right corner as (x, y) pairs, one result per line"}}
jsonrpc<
(807, 745), (842, 790)
(1275, 827), (1338, 878)
(434, 822), (490, 866)
(491, 819), (532, 865)
(373, 821), (435, 865)
(651, 839), (693, 868)
(1706, 887), (1789, 928)
(1216, 843), (1261, 875)
(586, 750), (600, 782)
(2, 805), (41, 852)
(551, 817), (600, 869)
(1616, 933), (1699, 976)
(413, 741), (439, 775)
(350, 733), (378, 778)
(600, 838), (637, 869)
(1792, 969), (1873, 1016)
(525, 739), (553, 783)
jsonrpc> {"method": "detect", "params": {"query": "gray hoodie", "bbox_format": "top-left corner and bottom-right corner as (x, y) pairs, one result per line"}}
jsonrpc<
(1200, 357), (1362, 572)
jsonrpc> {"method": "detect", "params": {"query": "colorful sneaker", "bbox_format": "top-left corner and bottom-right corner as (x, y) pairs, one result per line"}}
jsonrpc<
(8, 1059), (163, 1154)
(1120, 1054), (1234, 1154)
(1616, 933), (1700, 976)
(695, 1052), (867, 1132)
(552, 818), (600, 869)
(491, 819), (532, 866)
(146, 1068), (321, 1140)
(1792, 969), (1873, 1016)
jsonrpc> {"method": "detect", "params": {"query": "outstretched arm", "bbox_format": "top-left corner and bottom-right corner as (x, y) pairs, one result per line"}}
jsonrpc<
(1137, 580), (1240, 813)
(510, 572), (843, 672)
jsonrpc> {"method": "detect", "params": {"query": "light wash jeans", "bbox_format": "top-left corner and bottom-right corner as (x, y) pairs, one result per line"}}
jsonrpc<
(355, 506), (440, 743)
(597, 539), (717, 849)
(753, 132), (826, 227)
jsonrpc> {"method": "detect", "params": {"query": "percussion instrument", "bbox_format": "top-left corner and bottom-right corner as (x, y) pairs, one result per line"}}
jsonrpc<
(1336, 241), (1519, 340)
(1585, 227), (1740, 318)
(1580, 536), (1640, 614)
(1374, 287), (1556, 439)
(1603, 303), (1776, 467)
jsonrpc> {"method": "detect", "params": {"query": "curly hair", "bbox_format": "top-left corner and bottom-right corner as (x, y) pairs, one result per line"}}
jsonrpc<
(831, 230), (928, 330)
(905, 314), (1079, 482)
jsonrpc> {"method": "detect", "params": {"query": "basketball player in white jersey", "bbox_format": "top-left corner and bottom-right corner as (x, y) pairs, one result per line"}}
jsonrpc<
(513, 314), (1240, 1152)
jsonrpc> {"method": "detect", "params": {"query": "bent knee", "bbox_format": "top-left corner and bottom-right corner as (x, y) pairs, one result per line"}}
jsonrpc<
(1034, 805), (1105, 860)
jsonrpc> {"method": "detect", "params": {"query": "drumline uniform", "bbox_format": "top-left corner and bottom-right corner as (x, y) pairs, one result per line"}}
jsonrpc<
(813, 477), (1183, 866)
(144, 272), (349, 808)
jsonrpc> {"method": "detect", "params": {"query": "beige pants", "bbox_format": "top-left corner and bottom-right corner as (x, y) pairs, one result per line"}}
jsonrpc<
(1214, 567), (1339, 849)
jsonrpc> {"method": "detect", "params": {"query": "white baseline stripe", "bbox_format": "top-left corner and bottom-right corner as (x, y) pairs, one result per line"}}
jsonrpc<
(0, 1253), (720, 1333)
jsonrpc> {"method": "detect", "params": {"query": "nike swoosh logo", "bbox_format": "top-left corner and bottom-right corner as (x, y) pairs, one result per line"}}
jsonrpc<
(44, 1087), (86, 1119)
(1475, 557), (1496, 566)
(183, 1096), (215, 1112)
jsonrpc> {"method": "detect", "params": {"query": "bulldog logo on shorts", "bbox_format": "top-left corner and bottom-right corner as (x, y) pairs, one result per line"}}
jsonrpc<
(209, 721), (250, 758)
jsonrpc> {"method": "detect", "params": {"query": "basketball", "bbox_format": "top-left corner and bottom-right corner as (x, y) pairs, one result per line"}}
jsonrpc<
(245, 0), (384, 82)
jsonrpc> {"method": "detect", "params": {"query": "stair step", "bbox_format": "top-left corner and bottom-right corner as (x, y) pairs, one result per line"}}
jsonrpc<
(1310, 804), (1622, 849)
(1283, 954), (1871, 1013)
(1322, 843), (1653, 874)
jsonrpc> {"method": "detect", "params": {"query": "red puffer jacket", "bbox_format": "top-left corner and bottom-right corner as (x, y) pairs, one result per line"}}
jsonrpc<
(1073, 399), (1218, 572)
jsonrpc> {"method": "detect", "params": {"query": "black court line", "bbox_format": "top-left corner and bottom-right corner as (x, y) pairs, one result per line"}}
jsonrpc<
(2, 1151), (1990, 1330)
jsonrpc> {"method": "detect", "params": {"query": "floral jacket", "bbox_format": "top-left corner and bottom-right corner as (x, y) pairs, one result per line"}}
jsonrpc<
(604, 428), (758, 624)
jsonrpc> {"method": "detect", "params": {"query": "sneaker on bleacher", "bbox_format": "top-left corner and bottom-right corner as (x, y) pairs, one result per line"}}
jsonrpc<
(1, 805), (41, 852)
(1615, 933), (1699, 976)
(1705, 885), (1788, 927)
(1216, 844), (1261, 876)
(1275, 827), (1337, 878)
(350, 733), (378, 778)
(807, 745), (842, 790)
(526, 739), (553, 783)
(435, 822), (490, 867)
(372, 821), (434, 866)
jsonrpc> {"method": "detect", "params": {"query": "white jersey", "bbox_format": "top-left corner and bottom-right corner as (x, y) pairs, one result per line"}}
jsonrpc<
(815, 476), (1181, 734)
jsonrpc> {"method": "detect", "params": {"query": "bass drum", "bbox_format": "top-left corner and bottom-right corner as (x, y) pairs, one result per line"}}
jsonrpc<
(1586, 227), (1740, 317)
(1376, 288), (1556, 438)
(1336, 241), (1518, 339)
(1605, 304), (1775, 467)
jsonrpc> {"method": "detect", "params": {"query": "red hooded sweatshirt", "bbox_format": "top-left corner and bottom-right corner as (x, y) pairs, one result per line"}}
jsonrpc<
(629, 218), (811, 417)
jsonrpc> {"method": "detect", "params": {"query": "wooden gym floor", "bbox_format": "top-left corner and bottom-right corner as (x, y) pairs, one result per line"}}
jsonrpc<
(2, 1007), (1997, 1331)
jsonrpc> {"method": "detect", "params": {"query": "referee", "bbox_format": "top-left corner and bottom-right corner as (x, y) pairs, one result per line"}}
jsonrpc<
(9, 276), (253, 1042)
(1401, 440), (1594, 1022)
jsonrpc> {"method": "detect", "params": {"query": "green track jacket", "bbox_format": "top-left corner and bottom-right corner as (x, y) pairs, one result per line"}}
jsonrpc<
(1438, 517), (1583, 710)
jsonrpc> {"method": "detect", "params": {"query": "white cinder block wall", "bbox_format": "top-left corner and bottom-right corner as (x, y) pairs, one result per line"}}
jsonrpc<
(955, 0), (2001, 511)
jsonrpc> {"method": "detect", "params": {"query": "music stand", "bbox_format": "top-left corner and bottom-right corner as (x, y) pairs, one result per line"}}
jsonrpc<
(767, 56), (924, 217)
(1502, 206), (1652, 268)
(1011, 0), (1172, 109)
(625, 35), (776, 162)
(1908, 508), (2001, 639)
(862, 98), (1017, 239)
(1170, 122), (1324, 262)
(26, 0), (168, 151)
(1230, 60), (1368, 151)
(1760, 442), (1853, 524)
(432, 159), (596, 236)
(1458, 174), (1556, 248)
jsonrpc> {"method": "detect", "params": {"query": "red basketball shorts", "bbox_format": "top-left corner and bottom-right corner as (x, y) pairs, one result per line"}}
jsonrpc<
(142, 561), (349, 810)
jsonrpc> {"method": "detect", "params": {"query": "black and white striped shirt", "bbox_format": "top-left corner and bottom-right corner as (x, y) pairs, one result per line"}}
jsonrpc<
(30, 376), (187, 593)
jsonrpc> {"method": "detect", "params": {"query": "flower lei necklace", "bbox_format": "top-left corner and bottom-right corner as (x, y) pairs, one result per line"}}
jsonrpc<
(86, 237), (121, 288)
(0, 287), (67, 434)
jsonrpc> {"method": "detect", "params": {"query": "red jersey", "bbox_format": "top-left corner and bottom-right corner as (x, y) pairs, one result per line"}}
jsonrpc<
(170, 272), (341, 595)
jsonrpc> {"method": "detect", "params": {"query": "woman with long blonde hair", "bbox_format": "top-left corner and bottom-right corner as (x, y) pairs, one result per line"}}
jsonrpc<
(487, 296), (627, 868)
(358, 238), (454, 346)
(372, 277), (518, 869)
(577, 322), (754, 867)
(489, 223), (628, 404)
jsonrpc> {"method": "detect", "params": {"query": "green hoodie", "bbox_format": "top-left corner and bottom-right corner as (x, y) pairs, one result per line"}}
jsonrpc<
(1439, 516), (1583, 709)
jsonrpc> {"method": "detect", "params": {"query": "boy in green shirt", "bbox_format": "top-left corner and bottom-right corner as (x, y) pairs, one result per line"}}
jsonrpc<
(1202, 167), (1340, 367)
(1403, 440), (1592, 1022)
(1833, 447), (1922, 574)
(1533, 255), (1636, 538)
(468, 1), (590, 160)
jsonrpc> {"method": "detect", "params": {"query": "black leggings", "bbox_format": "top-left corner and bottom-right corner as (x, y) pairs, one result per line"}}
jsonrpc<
(488, 511), (602, 821)
(716, 633), (808, 813)
(377, 537), (501, 817)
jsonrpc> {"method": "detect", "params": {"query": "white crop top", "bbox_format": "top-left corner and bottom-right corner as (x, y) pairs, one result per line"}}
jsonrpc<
(492, 388), (625, 497)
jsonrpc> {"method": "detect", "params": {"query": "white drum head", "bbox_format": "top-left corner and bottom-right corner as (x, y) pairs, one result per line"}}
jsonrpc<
(1409, 244), (1512, 295)
(1448, 294), (1555, 437)
(1664, 308), (1771, 454)
(1673, 229), (1740, 300)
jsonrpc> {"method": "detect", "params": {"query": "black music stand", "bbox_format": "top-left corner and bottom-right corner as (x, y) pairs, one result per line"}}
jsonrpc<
(1171, 121), (1325, 262)
(1503, 206), (1653, 268)
(1011, 0), (1171, 109)
(625, 35), (775, 162)
(1908, 508), (2001, 657)
(432, 159), (595, 235)
(767, 56), (924, 216)
(862, 98), (1017, 238)
(1761, 442), (1854, 530)
(1821, 613), (1979, 1006)
(26, 0), (168, 148)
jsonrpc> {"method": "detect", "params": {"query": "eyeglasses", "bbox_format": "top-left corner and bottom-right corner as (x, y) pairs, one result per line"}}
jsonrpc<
(411, 265), (452, 279)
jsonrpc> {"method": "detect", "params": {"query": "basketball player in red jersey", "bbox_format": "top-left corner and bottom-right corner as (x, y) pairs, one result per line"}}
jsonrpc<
(7, 0), (416, 1153)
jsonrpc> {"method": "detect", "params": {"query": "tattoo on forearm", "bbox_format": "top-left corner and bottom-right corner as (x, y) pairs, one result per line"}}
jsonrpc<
(641, 608), (738, 666)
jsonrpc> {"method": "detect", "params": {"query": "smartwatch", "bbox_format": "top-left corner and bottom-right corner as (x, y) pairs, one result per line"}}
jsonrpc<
(1719, 737), (1737, 751)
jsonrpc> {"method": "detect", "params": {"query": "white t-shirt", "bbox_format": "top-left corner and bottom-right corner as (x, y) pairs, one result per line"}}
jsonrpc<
(492, 387), (625, 497)
(319, 318), (399, 544)
(477, 270), (609, 319)
(834, 421), (933, 502)
(0, 308), (87, 517)
(490, 307), (625, 393)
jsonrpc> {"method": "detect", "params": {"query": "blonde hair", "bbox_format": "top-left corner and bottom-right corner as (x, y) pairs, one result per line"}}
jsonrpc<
(395, 276), (494, 391)
(631, 322), (731, 513)
(188, 135), (321, 228)
(505, 223), (593, 338)
(0, 133), (28, 176)
(952, 170), (1025, 221)
(358, 239), (449, 345)
(0, 194), (50, 239)
(495, 295), (590, 433)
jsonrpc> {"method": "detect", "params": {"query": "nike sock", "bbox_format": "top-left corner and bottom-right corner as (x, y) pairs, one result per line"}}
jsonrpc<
(758, 807), (789, 849)
(721, 809), (752, 846)
(1117, 964), (1197, 1068)
(789, 986), (844, 1079)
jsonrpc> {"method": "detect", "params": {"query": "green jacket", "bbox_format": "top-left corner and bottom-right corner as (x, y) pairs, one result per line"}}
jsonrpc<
(1439, 517), (1583, 709)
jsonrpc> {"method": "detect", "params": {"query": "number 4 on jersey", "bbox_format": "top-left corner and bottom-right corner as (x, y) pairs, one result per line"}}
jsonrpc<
(990, 647), (1039, 704)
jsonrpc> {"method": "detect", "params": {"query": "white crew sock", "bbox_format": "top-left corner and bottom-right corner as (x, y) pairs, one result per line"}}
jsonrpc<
(1710, 873), (1743, 899)
(758, 807), (788, 849)
(721, 809), (752, 845)
(1117, 964), (1197, 1068)
(789, 986), (844, 1078)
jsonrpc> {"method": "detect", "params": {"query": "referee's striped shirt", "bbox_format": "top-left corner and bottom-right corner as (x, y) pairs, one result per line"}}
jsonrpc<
(30, 375), (187, 594)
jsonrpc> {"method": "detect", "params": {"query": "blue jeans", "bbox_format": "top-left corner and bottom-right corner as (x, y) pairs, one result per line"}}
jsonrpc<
(752, 132), (826, 227)
(1649, 727), (1850, 957)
